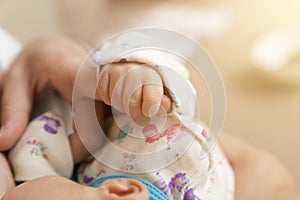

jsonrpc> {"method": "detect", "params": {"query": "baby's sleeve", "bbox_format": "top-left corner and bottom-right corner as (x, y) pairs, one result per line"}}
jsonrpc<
(93, 31), (198, 116)
(92, 31), (190, 80)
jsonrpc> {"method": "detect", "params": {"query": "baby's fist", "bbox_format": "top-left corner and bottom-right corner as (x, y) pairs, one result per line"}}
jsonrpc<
(96, 62), (171, 118)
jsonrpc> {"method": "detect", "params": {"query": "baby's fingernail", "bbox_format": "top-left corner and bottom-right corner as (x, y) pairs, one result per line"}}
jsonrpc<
(149, 104), (160, 117)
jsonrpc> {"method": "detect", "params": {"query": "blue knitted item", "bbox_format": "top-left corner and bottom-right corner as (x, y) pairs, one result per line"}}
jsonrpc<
(89, 174), (169, 200)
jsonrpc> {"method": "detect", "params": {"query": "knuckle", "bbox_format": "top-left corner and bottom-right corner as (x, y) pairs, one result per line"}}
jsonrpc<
(96, 85), (110, 104)
(108, 66), (126, 79)
(96, 84), (107, 97)
(144, 93), (162, 104)
(129, 96), (141, 106)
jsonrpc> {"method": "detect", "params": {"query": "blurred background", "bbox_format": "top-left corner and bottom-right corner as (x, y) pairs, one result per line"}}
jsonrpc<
(0, 0), (299, 189)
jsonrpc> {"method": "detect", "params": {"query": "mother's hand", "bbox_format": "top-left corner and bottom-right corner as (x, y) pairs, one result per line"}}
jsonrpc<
(0, 36), (87, 150)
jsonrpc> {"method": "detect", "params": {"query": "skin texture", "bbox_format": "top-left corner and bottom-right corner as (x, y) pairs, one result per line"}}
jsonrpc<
(0, 36), (298, 199)
(0, 153), (15, 198)
(2, 176), (149, 200)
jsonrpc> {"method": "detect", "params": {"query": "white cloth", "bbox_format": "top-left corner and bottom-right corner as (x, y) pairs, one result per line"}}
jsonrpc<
(8, 91), (74, 181)
(78, 31), (235, 200)
(0, 28), (74, 182)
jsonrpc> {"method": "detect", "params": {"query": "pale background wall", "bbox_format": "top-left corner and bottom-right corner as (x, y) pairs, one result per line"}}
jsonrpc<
(0, 0), (299, 189)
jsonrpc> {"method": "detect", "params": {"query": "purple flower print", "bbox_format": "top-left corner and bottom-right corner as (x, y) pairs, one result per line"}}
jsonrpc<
(83, 175), (94, 184)
(121, 164), (134, 171)
(30, 147), (39, 156)
(27, 139), (48, 160)
(171, 172), (190, 193)
(83, 170), (105, 184)
(122, 153), (136, 161)
(153, 172), (173, 197)
(37, 114), (61, 134)
(184, 188), (201, 200)
(153, 172), (191, 197)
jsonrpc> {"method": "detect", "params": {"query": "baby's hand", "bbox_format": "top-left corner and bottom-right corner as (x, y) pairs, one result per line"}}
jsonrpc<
(96, 62), (171, 118)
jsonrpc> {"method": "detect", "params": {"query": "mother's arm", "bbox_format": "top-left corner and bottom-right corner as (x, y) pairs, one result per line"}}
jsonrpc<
(220, 134), (299, 200)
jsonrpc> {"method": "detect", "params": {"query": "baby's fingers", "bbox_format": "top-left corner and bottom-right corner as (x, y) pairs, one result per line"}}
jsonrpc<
(128, 87), (143, 118)
(96, 67), (112, 106)
(142, 84), (163, 117)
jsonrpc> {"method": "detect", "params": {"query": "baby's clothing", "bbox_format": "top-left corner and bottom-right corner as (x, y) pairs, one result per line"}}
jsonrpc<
(77, 31), (235, 199)
(8, 90), (74, 181)
(8, 31), (235, 200)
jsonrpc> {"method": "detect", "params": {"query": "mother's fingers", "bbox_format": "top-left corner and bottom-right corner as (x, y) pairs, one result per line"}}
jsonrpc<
(0, 60), (32, 151)
(0, 36), (88, 151)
